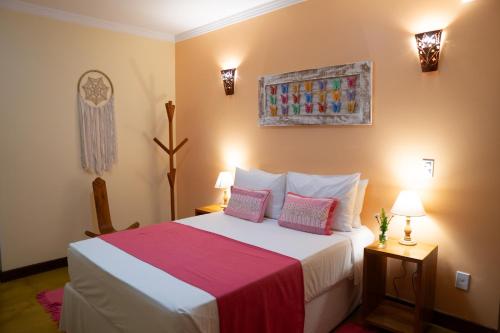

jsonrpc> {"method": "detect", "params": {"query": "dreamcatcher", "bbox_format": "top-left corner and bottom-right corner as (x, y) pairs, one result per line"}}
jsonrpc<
(77, 70), (116, 175)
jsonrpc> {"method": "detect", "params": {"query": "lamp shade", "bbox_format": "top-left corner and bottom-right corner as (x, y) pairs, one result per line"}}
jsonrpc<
(214, 171), (233, 189)
(391, 190), (426, 217)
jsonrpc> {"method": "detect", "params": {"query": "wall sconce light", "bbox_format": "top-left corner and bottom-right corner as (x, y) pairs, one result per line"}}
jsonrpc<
(221, 68), (236, 95)
(415, 29), (443, 72)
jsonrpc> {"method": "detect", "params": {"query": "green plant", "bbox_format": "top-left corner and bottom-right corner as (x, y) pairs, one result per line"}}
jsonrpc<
(375, 208), (393, 243)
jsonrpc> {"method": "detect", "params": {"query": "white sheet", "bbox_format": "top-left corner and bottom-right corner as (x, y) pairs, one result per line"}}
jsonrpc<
(66, 213), (373, 333)
(61, 276), (359, 333)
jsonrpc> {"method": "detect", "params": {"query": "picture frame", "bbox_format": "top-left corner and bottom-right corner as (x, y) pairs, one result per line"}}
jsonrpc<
(258, 61), (372, 126)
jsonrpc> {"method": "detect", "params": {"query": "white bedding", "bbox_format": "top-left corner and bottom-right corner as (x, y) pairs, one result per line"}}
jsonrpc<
(66, 212), (373, 333)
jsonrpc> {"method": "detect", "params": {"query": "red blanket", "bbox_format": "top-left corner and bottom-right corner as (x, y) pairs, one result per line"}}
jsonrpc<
(100, 222), (304, 333)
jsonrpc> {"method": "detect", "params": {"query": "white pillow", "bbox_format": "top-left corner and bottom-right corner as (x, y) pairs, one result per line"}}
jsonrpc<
(352, 179), (368, 228)
(352, 216), (362, 229)
(286, 172), (360, 232)
(234, 168), (286, 220)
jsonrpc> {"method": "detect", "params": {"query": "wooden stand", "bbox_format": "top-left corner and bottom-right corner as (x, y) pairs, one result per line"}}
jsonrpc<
(85, 177), (140, 237)
(153, 101), (188, 220)
(195, 204), (224, 216)
(362, 239), (438, 333)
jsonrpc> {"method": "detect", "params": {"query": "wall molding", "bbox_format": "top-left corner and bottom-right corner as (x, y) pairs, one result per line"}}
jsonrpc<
(0, 0), (174, 41)
(0, 257), (68, 282)
(0, 0), (304, 43)
(174, 0), (304, 42)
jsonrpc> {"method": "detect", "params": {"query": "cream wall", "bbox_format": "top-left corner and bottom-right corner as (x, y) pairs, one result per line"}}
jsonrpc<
(176, 0), (500, 329)
(0, 9), (175, 270)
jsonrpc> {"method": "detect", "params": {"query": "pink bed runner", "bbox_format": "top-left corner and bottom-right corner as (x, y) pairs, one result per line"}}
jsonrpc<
(100, 222), (305, 333)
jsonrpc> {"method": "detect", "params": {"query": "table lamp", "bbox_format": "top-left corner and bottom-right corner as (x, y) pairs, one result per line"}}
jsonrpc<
(214, 171), (233, 207)
(391, 190), (426, 246)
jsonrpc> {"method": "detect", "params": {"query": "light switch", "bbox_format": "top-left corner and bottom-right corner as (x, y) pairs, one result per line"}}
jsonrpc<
(422, 158), (434, 178)
(455, 271), (470, 291)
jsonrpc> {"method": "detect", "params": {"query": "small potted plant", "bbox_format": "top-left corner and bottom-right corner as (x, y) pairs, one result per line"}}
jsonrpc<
(375, 208), (393, 248)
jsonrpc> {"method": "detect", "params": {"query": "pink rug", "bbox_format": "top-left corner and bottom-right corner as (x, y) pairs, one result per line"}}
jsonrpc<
(36, 287), (64, 322)
(335, 322), (377, 332)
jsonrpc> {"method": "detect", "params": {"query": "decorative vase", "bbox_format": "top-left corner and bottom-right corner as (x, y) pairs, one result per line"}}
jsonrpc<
(375, 208), (393, 249)
(378, 233), (387, 248)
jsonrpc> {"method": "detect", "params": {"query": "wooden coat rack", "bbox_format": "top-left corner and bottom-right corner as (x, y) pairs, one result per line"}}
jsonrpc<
(154, 101), (188, 220)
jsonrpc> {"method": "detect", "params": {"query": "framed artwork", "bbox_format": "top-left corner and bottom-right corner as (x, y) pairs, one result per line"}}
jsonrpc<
(258, 61), (372, 126)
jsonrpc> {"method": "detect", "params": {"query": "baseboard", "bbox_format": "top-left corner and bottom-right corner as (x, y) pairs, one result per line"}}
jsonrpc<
(433, 309), (497, 333)
(385, 296), (496, 333)
(0, 257), (67, 282)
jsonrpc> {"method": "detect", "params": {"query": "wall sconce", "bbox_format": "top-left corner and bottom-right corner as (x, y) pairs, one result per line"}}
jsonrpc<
(415, 30), (443, 72)
(221, 68), (236, 95)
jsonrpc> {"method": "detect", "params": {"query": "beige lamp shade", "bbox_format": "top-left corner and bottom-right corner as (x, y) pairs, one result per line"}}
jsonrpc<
(391, 190), (426, 217)
(214, 171), (233, 189)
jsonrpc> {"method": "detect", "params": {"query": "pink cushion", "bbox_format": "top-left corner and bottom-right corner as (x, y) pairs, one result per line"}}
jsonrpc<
(224, 186), (271, 223)
(278, 192), (338, 235)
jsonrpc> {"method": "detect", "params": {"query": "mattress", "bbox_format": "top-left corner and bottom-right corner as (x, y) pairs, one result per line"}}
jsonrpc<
(67, 212), (373, 333)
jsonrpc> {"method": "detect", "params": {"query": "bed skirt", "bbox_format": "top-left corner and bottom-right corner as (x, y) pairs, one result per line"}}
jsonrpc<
(60, 277), (360, 333)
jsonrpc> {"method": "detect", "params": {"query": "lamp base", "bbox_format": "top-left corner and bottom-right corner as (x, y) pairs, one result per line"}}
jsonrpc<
(399, 216), (417, 246)
(399, 238), (417, 246)
(221, 189), (229, 208)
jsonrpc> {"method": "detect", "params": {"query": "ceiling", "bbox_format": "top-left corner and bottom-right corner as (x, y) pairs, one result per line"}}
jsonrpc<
(3, 0), (302, 41)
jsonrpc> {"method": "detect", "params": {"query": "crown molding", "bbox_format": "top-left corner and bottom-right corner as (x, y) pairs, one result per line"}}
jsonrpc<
(0, 0), (304, 43)
(0, 0), (174, 42)
(175, 0), (304, 42)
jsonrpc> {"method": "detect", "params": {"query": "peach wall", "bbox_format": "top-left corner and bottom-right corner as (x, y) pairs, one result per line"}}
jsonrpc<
(0, 9), (174, 270)
(176, 0), (499, 329)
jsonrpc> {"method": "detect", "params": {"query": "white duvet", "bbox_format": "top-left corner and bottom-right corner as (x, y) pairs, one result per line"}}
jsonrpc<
(65, 212), (373, 333)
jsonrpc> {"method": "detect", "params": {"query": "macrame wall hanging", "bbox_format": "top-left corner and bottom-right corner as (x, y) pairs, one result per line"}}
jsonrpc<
(77, 70), (117, 175)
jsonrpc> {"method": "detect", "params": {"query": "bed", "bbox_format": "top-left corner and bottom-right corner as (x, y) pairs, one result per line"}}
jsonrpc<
(60, 211), (373, 333)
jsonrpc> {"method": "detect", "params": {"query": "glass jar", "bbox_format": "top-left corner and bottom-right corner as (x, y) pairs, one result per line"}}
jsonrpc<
(378, 233), (387, 248)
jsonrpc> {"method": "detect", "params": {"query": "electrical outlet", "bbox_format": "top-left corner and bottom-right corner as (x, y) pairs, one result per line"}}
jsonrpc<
(455, 271), (470, 291)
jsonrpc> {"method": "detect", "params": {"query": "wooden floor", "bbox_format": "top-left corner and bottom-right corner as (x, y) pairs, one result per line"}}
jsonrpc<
(0, 268), (69, 333)
(333, 306), (456, 333)
(0, 267), (455, 333)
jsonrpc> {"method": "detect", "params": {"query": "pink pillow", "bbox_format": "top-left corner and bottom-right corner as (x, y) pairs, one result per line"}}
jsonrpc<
(224, 186), (271, 223)
(278, 192), (338, 235)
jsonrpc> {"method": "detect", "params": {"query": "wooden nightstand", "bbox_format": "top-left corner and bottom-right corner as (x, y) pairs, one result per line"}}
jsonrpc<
(195, 204), (224, 216)
(362, 239), (438, 333)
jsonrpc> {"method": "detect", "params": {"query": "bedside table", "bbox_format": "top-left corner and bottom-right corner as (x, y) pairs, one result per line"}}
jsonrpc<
(195, 204), (223, 216)
(362, 239), (438, 333)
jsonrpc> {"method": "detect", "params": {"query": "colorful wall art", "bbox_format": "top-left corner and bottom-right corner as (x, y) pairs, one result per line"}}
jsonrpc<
(258, 61), (372, 126)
